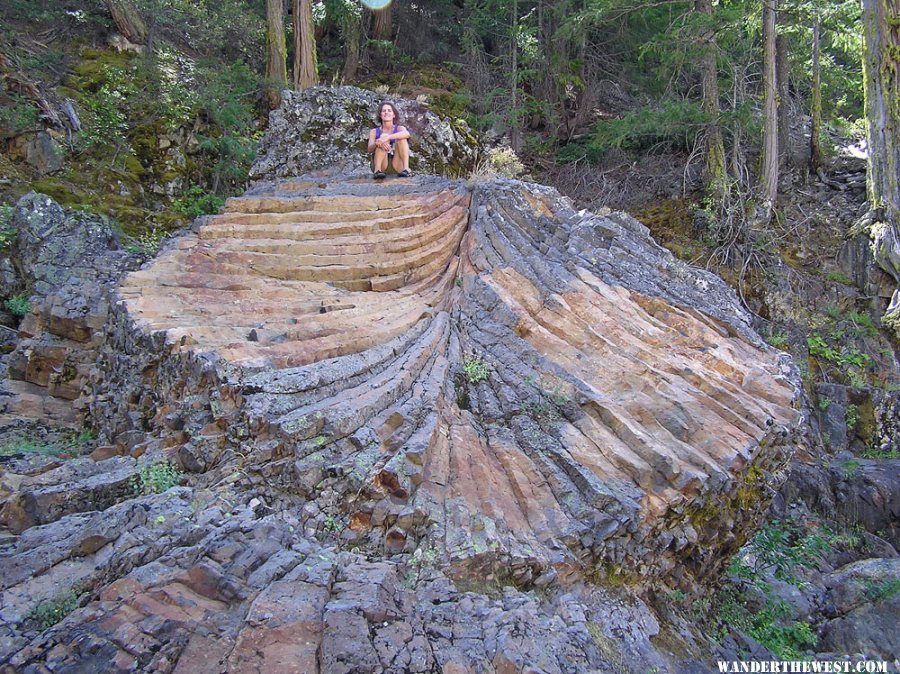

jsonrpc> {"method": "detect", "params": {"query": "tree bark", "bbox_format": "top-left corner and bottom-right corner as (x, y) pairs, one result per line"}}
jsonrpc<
(809, 17), (823, 172)
(266, 0), (288, 109)
(775, 20), (791, 166)
(510, 0), (520, 151)
(759, 0), (779, 221)
(372, 5), (392, 41)
(695, 0), (728, 196)
(861, 0), (900, 332)
(293, 0), (318, 90)
(105, 0), (147, 44)
(342, 7), (361, 82)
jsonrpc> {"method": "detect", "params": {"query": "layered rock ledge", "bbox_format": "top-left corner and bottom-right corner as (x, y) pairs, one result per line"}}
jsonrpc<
(105, 173), (800, 583)
(0, 170), (802, 672)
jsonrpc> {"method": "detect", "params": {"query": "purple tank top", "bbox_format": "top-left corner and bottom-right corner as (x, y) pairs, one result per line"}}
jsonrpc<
(375, 125), (398, 147)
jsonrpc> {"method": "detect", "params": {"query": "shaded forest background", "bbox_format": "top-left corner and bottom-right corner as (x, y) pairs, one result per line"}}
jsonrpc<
(0, 0), (868, 215)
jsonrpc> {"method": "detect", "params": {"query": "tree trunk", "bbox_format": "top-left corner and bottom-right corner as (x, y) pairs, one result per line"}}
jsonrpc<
(759, 0), (779, 221)
(775, 21), (791, 166)
(342, 11), (361, 82)
(266, 0), (288, 109)
(105, 0), (147, 44)
(372, 5), (392, 41)
(809, 17), (823, 172)
(509, 0), (520, 151)
(695, 0), (728, 196)
(293, 0), (318, 90)
(861, 0), (900, 332)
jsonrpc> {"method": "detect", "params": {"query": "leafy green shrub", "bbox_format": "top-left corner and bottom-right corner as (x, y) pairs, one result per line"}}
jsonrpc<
(125, 227), (168, 256)
(192, 60), (261, 193)
(864, 578), (900, 602)
(0, 94), (39, 135)
(5, 293), (32, 316)
(557, 100), (706, 162)
(846, 312), (878, 338)
(28, 586), (82, 630)
(716, 590), (817, 659)
(173, 185), (225, 218)
(463, 357), (489, 384)
(860, 447), (900, 460)
(77, 67), (130, 151)
(729, 518), (836, 586)
(0, 430), (94, 459)
(132, 461), (182, 494)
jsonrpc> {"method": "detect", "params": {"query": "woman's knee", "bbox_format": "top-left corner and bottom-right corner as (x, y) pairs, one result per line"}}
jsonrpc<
(395, 138), (409, 153)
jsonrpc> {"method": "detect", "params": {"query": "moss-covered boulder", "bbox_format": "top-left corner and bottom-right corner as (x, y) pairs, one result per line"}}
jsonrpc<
(250, 86), (479, 180)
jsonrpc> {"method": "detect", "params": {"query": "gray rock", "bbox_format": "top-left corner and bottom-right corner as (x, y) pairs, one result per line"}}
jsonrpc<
(10, 193), (125, 298)
(23, 132), (63, 174)
(250, 86), (478, 180)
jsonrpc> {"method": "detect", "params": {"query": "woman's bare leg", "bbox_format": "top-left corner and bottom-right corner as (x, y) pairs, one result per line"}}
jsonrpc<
(392, 139), (410, 173)
(373, 147), (389, 173)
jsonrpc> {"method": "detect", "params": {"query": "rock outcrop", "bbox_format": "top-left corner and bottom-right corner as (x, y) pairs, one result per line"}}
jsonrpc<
(0, 195), (135, 428)
(250, 86), (478, 180)
(0, 96), (805, 672)
(95, 173), (801, 586)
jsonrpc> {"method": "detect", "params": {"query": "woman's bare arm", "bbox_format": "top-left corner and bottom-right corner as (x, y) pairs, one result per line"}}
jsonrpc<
(367, 129), (377, 153)
(385, 126), (411, 141)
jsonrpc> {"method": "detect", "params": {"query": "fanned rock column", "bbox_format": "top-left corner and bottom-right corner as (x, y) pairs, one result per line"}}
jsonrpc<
(1, 170), (802, 673)
(98, 172), (800, 587)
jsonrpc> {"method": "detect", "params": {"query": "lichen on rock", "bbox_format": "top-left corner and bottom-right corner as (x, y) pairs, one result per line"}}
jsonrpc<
(250, 86), (479, 180)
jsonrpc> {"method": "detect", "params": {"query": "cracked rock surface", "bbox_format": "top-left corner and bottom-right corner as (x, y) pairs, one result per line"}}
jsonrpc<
(1, 169), (801, 672)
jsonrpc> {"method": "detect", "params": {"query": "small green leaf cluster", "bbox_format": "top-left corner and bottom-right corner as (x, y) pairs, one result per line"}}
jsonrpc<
(132, 461), (182, 495)
(825, 271), (853, 285)
(844, 403), (859, 431)
(807, 334), (870, 369)
(125, 227), (168, 257)
(864, 577), (900, 602)
(4, 293), (32, 317)
(0, 205), (16, 249)
(28, 586), (82, 630)
(0, 93), (39, 135)
(173, 185), (225, 219)
(765, 332), (788, 348)
(463, 357), (489, 384)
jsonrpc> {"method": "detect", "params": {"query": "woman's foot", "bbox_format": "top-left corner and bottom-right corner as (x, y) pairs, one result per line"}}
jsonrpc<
(373, 171), (386, 180)
(397, 169), (411, 178)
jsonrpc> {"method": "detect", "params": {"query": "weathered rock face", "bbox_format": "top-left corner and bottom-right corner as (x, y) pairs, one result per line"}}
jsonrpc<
(10, 193), (123, 298)
(250, 86), (478, 180)
(98, 172), (801, 587)
(0, 195), (135, 427)
(0, 108), (806, 668)
(818, 558), (900, 659)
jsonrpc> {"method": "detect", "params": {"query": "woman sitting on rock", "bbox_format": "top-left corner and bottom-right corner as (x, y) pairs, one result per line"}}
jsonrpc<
(367, 101), (411, 179)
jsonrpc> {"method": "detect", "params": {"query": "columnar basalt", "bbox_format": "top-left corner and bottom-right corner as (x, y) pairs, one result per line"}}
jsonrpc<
(0, 170), (803, 672)
(102, 172), (801, 587)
